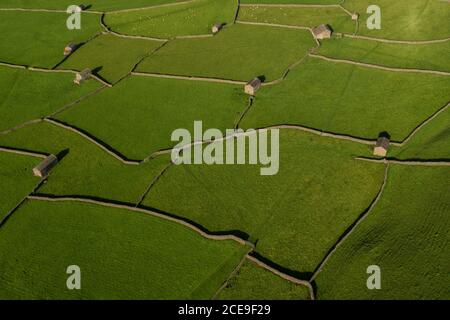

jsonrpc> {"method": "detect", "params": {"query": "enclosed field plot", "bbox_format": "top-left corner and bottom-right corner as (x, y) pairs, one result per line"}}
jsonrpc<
(317, 37), (450, 73)
(56, 75), (247, 160)
(217, 259), (311, 300)
(240, 57), (450, 142)
(0, 11), (102, 68)
(144, 129), (386, 274)
(0, 122), (170, 203)
(343, 0), (450, 41)
(237, 5), (355, 34)
(0, 66), (101, 132)
(0, 199), (248, 299)
(0, 0), (187, 11)
(391, 107), (450, 160)
(136, 24), (316, 81)
(58, 33), (163, 83)
(241, 0), (342, 4)
(316, 166), (450, 300)
(105, 0), (238, 39)
(0, 152), (41, 221)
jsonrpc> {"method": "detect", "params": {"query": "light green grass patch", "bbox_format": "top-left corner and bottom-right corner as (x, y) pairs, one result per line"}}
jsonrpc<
(343, 0), (450, 41)
(58, 33), (162, 83)
(0, 122), (170, 203)
(56, 75), (247, 160)
(136, 24), (316, 81)
(318, 36), (450, 73)
(0, 0), (187, 11)
(0, 152), (41, 220)
(105, 0), (238, 39)
(316, 165), (450, 299)
(238, 5), (355, 34)
(0, 199), (248, 299)
(144, 129), (385, 273)
(240, 57), (450, 141)
(0, 66), (101, 132)
(0, 11), (102, 68)
(241, 0), (341, 4)
(217, 259), (311, 300)
(391, 107), (450, 160)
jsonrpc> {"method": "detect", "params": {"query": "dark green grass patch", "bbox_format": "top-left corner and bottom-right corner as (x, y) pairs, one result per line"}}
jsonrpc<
(0, 66), (101, 132)
(217, 259), (310, 300)
(136, 24), (316, 81)
(318, 36), (450, 73)
(144, 129), (385, 273)
(56, 75), (247, 160)
(240, 57), (450, 141)
(0, 199), (248, 299)
(316, 165), (450, 299)
(343, 0), (450, 41)
(0, 152), (41, 220)
(105, 0), (238, 39)
(0, 122), (170, 203)
(58, 33), (162, 83)
(238, 5), (355, 34)
(0, 11), (102, 68)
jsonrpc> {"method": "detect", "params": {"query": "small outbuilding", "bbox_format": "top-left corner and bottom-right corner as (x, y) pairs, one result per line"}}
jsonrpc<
(351, 13), (359, 21)
(244, 78), (261, 96)
(33, 155), (58, 178)
(373, 137), (390, 157)
(74, 68), (91, 84)
(212, 23), (223, 34)
(64, 43), (77, 56)
(312, 24), (332, 40)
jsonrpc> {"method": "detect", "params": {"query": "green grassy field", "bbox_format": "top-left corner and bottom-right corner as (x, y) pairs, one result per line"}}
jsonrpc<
(0, 152), (41, 221)
(238, 5), (355, 34)
(0, 66), (101, 132)
(144, 129), (385, 273)
(0, 199), (248, 299)
(0, 0), (187, 11)
(318, 36), (450, 73)
(217, 259), (311, 300)
(0, 11), (102, 68)
(240, 57), (450, 141)
(316, 165), (450, 299)
(343, 0), (450, 41)
(58, 33), (162, 83)
(241, 0), (341, 4)
(0, 122), (171, 203)
(136, 24), (316, 81)
(55, 75), (247, 159)
(105, 0), (238, 38)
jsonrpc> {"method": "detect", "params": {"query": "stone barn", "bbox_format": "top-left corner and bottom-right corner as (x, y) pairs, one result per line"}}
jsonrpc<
(212, 23), (223, 34)
(64, 43), (77, 56)
(244, 78), (261, 96)
(352, 13), (359, 21)
(373, 137), (390, 157)
(33, 154), (58, 178)
(312, 24), (332, 40)
(74, 68), (91, 84)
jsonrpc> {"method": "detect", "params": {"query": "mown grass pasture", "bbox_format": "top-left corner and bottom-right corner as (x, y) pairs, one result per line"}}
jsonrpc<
(0, 122), (171, 203)
(0, 11), (102, 68)
(105, 0), (238, 39)
(217, 259), (311, 300)
(0, 199), (248, 299)
(316, 165), (450, 299)
(240, 57), (450, 141)
(136, 24), (316, 81)
(237, 5), (355, 34)
(0, 66), (101, 132)
(318, 36), (450, 73)
(144, 129), (385, 273)
(56, 75), (248, 159)
(58, 33), (163, 83)
(0, 152), (41, 221)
